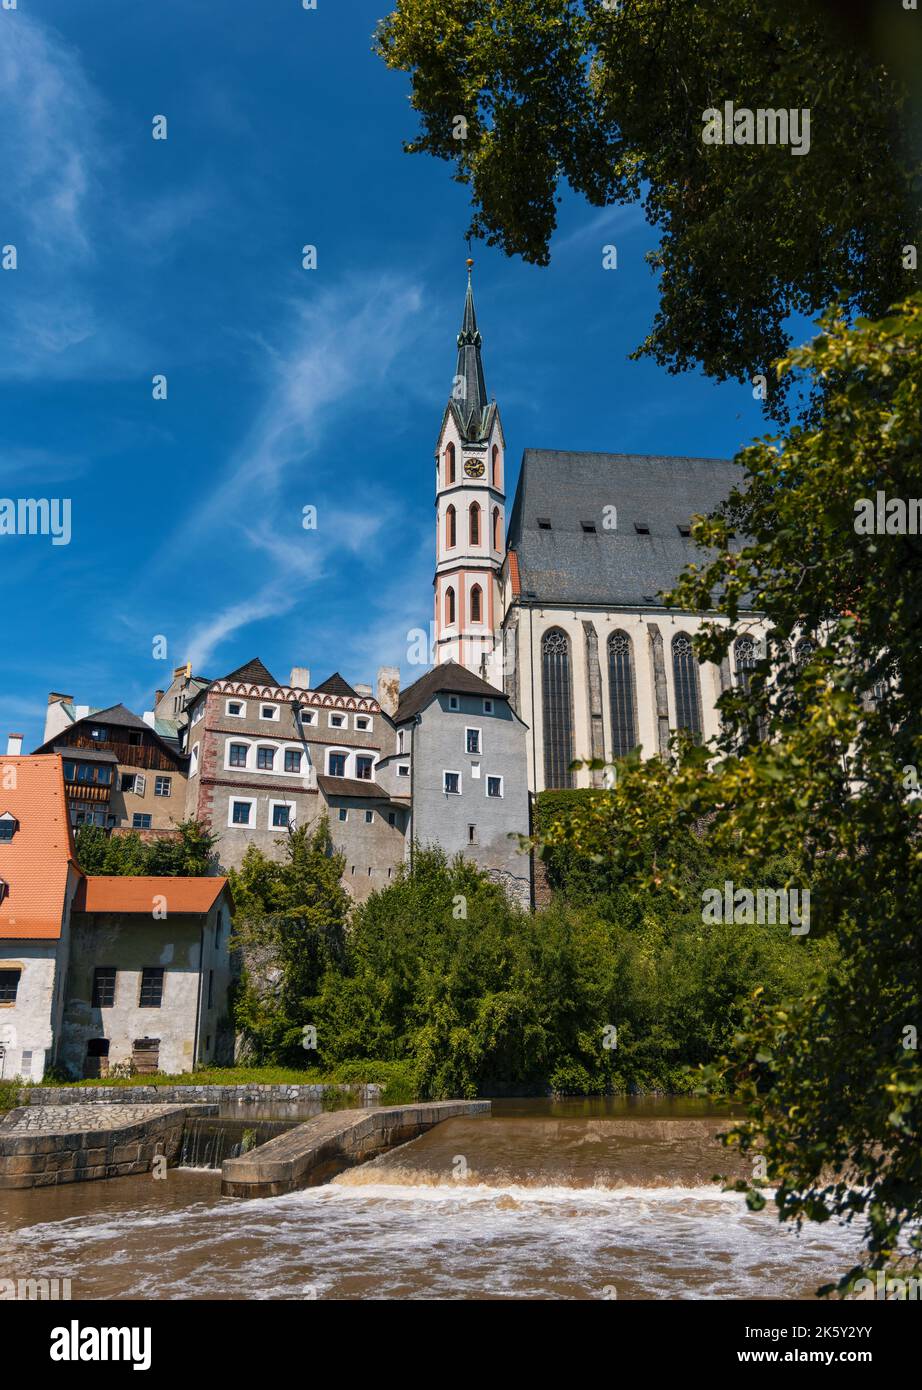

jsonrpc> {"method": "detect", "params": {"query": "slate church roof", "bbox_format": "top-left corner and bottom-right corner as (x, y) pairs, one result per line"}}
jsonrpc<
(505, 449), (744, 608)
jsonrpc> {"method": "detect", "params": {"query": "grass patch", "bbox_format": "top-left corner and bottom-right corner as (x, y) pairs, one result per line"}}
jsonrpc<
(39, 1061), (419, 1103)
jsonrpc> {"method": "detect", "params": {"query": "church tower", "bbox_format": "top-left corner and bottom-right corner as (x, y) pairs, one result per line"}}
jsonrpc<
(433, 260), (505, 674)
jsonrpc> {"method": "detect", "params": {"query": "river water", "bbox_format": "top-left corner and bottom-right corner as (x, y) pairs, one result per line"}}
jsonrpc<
(0, 1099), (866, 1300)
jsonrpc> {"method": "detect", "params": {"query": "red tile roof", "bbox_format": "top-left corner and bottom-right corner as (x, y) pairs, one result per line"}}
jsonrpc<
(74, 876), (230, 915)
(0, 755), (77, 940)
(508, 548), (521, 596)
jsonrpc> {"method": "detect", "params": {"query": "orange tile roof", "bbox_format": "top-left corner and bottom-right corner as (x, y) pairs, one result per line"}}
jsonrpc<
(74, 876), (229, 915)
(0, 755), (77, 940)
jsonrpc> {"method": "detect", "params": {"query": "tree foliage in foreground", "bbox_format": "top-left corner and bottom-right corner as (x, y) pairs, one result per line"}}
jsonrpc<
(73, 818), (219, 876)
(376, 0), (920, 409)
(537, 298), (922, 1290)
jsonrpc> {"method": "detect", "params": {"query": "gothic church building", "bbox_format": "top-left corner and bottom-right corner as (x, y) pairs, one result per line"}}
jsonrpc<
(434, 264), (760, 792)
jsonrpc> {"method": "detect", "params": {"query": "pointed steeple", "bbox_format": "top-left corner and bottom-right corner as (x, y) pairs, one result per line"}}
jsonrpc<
(453, 258), (489, 440)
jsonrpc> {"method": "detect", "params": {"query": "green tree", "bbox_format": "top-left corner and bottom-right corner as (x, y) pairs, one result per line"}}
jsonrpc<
(536, 297), (922, 1289)
(72, 818), (218, 876)
(376, 0), (920, 409)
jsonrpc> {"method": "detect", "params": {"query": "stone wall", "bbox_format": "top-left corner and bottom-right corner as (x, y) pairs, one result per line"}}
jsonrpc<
(0, 1102), (215, 1190)
(18, 1082), (382, 1106)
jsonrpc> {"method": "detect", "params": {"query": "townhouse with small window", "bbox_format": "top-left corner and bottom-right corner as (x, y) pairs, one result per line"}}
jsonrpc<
(183, 657), (408, 898)
(35, 701), (189, 831)
(386, 661), (531, 906)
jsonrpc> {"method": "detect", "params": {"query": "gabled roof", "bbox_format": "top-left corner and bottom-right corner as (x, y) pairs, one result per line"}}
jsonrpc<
(74, 877), (230, 915)
(34, 704), (186, 763)
(0, 756), (77, 940)
(77, 703), (149, 731)
(395, 660), (507, 724)
(220, 657), (279, 686)
(314, 672), (357, 697)
(506, 448), (744, 607)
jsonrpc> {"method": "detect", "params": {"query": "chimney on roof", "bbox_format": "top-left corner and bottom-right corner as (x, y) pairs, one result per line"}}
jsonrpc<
(6, 734), (23, 756)
(155, 690), (164, 705)
(47, 691), (73, 706)
(376, 666), (400, 717)
(289, 666), (310, 690)
(353, 683), (372, 697)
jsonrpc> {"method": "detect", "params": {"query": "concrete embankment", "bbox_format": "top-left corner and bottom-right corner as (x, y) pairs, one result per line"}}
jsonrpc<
(221, 1100), (491, 1198)
(0, 1102), (217, 1190)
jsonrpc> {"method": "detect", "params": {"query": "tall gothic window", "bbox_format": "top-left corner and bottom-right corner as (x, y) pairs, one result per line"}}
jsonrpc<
(470, 584), (483, 623)
(607, 631), (638, 758)
(445, 504), (456, 549)
(672, 632), (703, 739)
(469, 501), (481, 546)
(542, 628), (575, 788)
(492, 444), (500, 488)
(445, 442), (455, 486)
(445, 586), (455, 626)
(794, 637), (814, 668)
(492, 506), (501, 551)
(734, 636), (757, 693)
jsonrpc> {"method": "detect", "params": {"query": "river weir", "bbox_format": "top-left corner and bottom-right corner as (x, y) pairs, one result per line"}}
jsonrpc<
(0, 1099), (866, 1300)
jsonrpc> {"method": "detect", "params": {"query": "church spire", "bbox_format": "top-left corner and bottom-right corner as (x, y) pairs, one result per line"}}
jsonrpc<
(453, 258), (489, 440)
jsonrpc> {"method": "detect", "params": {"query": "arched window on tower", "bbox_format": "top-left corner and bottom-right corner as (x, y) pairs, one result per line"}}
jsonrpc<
(445, 586), (455, 626)
(445, 504), (456, 549)
(470, 584), (483, 624)
(469, 501), (480, 546)
(445, 443), (455, 486)
(492, 506), (501, 551)
(672, 632), (703, 740)
(492, 444), (500, 489)
(607, 631), (638, 758)
(542, 628), (575, 789)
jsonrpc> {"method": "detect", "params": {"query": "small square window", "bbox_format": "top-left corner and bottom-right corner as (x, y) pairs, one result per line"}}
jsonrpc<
(299, 708), (317, 726)
(284, 749), (302, 773)
(355, 716), (370, 731)
(487, 776), (503, 799)
(154, 776), (171, 797)
(364, 809), (374, 824)
(338, 808), (348, 822)
(466, 728), (481, 754)
(257, 747), (275, 771)
(139, 967), (164, 1008)
(0, 969), (21, 1004)
(0, 816), (18, 842)
(397, 764), (410, 777)
(330, 713), (345, 728)
(448, 695), (460, 712)
(261, 705), (278, 720)
(227, 701), (244, 717)
(231, 800), (252, 825)
(92, 967), (116, 1009)
(444, 771), (460, 795)
(483, 699), (494, 714)
(132, 813), (152, 829)
(272, 804), (290, 828)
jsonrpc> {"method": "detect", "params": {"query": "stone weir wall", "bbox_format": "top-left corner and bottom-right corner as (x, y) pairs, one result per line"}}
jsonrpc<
(0, 1103), (217, 1190)
(222, 1100), (491, 1198)
(18, 1083), (382, 1107)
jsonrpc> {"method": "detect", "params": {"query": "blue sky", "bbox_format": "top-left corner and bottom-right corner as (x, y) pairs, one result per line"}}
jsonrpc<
(0, 0), (775, 752)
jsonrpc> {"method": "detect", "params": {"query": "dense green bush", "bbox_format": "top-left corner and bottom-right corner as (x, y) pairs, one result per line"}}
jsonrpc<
(74, 818), (218, 876)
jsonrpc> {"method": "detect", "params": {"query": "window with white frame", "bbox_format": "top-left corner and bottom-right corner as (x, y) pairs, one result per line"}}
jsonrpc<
(338, 807), (348, 822)
(154, 776), (172, 797)
(284, 749), (302, 773)
(355, 754), (374, 781)
(260, 704), (279, 721)
(364, 809), (374, 824)
(229, 798), (255, 827)
(270, 801), (294, 830)
(327, 750), (348, 777)
(328, 712), (346, 729)
(228, 741), (248, 768)
(256, 746), (275, 771)
(190, 744), (200, 776)
(225, 700), (246, 718)
(192, 701), (206, 725)
(299, 707), (317, 727)
(132, 813), (152, 829)
(465, 727), (481, 754)
(354, 715), (372, 732)
(486, 775), (503, 798)
(448, 695), (460, 712)
(397, 764), (410, 778)
(444, 770), (461, 795)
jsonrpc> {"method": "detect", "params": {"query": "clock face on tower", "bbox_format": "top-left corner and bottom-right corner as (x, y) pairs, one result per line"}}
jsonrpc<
(464, 458), (485, 479)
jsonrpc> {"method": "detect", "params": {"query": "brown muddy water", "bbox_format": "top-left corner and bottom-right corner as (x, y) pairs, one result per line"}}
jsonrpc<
(0, 1098), (866, 1300)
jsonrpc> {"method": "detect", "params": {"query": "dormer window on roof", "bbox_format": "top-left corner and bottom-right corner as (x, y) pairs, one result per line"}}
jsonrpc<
(677, 523), (692, 537)
(634, 522), (650, 535)
(537, 517), (552, 530)
(0, 813), (19, 842)
(581, 521), (597, 534)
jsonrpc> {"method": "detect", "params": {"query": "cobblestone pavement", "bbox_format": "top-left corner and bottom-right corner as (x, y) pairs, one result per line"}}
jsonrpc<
(1, 1103), (186, 1135)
